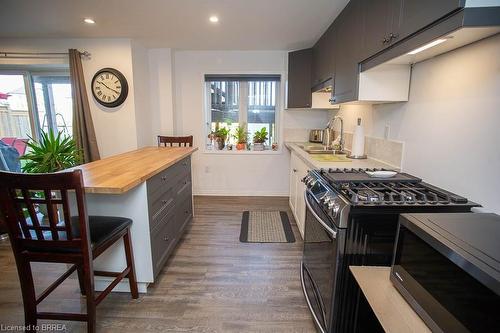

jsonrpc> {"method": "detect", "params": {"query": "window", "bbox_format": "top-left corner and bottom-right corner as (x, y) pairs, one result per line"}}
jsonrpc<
(0, 74), (33, 140)
(0, 71), (73, 145)
(205, 74), (280, 150)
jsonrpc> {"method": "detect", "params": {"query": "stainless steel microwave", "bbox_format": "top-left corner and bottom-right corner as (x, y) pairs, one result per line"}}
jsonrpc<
(391, 213), (500, 333)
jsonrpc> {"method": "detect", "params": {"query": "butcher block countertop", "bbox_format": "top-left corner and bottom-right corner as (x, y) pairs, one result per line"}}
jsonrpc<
(72, 146), (197, 194)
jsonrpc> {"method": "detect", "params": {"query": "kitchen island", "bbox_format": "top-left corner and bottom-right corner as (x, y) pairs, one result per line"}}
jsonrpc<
(72, 146), (197, 293)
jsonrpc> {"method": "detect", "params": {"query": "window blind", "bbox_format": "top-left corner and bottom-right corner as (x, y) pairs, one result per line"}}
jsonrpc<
(204, 74), (281, 82)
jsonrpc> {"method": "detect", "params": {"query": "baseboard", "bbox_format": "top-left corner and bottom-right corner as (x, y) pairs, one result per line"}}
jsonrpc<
(193, 190), (290, 197)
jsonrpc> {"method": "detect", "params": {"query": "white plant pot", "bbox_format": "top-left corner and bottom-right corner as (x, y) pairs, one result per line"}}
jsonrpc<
(253, 143), (264, 151)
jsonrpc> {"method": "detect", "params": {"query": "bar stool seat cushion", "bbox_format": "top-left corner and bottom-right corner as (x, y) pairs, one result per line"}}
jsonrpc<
(26, 216), (132, 253)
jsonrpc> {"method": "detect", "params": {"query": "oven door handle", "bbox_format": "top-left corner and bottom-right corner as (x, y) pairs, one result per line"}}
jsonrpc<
(305, 190), (338, 239)
(301, 261), (327, 333)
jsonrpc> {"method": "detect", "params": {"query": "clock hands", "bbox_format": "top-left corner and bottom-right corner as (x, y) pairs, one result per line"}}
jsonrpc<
(97, 81), (120, 95)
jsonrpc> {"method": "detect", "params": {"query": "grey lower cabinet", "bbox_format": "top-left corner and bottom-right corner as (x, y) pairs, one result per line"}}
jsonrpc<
(147, 156), (193, 278)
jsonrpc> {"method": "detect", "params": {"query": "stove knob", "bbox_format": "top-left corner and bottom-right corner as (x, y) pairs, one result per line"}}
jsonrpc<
(329, 202), (341, 217)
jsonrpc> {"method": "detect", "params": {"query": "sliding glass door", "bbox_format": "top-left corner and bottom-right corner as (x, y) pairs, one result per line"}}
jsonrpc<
(33, 75), (73, 136)
(0, 70), (72, 143)
(0, 74), (34, 140)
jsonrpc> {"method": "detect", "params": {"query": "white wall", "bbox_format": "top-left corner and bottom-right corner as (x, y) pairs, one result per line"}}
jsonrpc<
(131, 40), (154, 147)
(148, 48), (175, 137)
(0, 38), (139, 157)
(171, 50), (329, 195)
(349, 34), (500, 213)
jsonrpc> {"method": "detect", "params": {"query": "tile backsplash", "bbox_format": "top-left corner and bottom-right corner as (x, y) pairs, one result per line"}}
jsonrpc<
(344, 132), (403, 168)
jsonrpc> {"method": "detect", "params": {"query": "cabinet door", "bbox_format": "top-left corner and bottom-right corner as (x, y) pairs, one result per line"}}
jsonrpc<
(311, 21), (337, 89)
(361, 0), (394, 60)
(287, 48), (312, 108)
(392, 0), (464, 42)
(289, 154), (298, 213)
(333, 0), (362, 104)
(295, 160), (308, 238)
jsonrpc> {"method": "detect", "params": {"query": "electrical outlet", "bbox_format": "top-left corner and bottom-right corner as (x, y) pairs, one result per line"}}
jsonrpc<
(205, 166), (210, 173)
(384, 124), (391, 140)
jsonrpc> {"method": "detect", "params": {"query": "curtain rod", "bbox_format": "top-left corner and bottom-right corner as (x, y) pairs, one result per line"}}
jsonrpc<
(0, 51), (91, 59)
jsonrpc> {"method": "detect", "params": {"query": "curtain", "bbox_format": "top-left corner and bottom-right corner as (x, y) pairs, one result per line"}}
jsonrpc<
(69, 49), (100, 163)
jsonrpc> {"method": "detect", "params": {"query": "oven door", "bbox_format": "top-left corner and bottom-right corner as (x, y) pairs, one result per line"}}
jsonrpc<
(301, 190), (344, 333)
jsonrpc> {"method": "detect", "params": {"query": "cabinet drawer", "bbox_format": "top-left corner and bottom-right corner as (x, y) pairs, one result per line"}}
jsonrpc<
(150, 209), (177, 277)
(174, 193), (193, 234)
(147, 156), (191, 198)
(149, 183), (175, 221)
(176, 172), (192, 197)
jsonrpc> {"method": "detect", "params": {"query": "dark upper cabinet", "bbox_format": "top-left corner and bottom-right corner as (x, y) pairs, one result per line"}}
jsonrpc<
(311, 21), (337, 89)
(361, 0), (395, 60)
(310, 0), (467, 104)
(392, 0), (465, 43)
(332, 0), (363, 104)
(287, 48), (312, 108)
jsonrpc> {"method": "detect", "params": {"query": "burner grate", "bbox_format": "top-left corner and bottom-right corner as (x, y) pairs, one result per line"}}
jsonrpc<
(335, 181), (466, 206)
(315, 168), (471, 206)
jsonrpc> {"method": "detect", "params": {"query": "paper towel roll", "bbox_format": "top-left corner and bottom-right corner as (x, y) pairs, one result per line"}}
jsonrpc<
(351, 118), (365, 157)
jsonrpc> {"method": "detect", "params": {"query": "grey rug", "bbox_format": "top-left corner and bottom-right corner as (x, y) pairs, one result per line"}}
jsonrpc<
(240, 211), (295, 243)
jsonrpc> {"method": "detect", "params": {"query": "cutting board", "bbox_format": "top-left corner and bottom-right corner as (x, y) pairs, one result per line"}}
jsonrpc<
(310, 154), (352, 162)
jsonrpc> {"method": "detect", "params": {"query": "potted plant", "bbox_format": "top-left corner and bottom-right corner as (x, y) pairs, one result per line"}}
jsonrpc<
(21, 131), (81, 173)
(252, 127), (268, 151)
(233, 124), (248, 151)
(20, 131), (82, 222)
(208, 122), (230, 150)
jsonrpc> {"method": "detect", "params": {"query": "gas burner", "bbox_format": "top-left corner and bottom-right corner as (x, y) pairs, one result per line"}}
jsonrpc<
(353, 189), (382, 203)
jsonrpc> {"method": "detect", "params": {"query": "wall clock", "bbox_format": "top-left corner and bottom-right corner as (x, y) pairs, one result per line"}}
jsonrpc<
(91, 68), (128, 107)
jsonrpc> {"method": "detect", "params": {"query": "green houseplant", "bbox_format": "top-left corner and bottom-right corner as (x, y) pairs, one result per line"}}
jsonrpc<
(208, 122), (230, 150)
(19, 131), (81, 223)
(233, 124), (248, 151)
(252, 127), (268, 151)
(20, 131), (82, 173)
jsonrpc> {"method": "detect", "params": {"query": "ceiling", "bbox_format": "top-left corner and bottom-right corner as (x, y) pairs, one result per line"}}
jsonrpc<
(0, 0), (349, 50)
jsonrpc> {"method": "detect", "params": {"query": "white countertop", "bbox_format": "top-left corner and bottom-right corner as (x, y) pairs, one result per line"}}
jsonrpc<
(285, 142), (399, 170)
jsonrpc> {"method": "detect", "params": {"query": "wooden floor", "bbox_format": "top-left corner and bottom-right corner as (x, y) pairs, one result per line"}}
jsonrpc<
(0, 196), (316, 332)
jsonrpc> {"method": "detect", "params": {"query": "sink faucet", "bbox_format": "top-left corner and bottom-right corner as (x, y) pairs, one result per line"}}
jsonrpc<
(327, 116), (344, 152)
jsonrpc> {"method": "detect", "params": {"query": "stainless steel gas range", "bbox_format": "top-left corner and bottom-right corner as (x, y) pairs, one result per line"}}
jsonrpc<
(300, 168), (479, 333)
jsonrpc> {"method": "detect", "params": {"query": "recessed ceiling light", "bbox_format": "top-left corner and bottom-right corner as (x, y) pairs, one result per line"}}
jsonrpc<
(84, 18), (95, 24)
(209, 16), (219, 23)
(407, 38), (447, 55)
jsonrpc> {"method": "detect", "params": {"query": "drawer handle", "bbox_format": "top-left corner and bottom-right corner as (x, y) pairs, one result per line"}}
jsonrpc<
(184, 180), (188, 185)
(182, 162), (187, 166)
(161, 176), (167, 181)
(162, 199), (167, 204)
(163, 236), (169, 241)
(185, 210), (189, 214)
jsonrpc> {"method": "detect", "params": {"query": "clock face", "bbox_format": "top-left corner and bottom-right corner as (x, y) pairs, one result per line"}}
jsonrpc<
(91, 68), (128, 107)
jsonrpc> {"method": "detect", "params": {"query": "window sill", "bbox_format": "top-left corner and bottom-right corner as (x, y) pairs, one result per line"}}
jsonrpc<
(202, 149), (283, 155)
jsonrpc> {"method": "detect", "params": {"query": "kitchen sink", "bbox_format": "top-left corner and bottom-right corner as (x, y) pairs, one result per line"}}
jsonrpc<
(299, 144), (346, 155)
